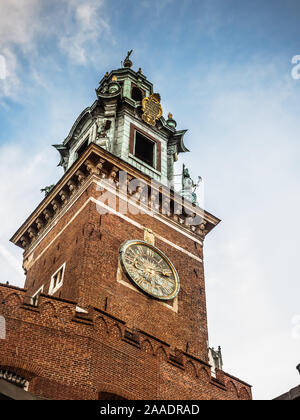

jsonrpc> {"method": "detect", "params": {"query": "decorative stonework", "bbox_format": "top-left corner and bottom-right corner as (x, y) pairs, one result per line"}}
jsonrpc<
(10, 145), (220, 254)
(144, 228), (155, 245)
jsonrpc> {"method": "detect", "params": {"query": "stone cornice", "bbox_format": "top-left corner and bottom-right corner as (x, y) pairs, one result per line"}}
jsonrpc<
(10, 143), (220, 251)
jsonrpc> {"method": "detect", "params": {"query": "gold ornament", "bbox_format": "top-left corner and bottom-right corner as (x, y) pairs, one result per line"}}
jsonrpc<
(142, 93), (163, 126)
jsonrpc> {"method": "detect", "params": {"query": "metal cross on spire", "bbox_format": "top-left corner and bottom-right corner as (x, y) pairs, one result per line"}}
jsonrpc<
(123, 50), (133, 68)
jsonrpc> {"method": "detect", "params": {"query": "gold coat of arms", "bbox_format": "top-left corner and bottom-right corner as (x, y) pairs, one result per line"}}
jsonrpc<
(142, 93), (163, 126)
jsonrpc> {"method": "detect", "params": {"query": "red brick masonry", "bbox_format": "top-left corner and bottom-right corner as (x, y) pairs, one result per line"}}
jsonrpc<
(4, 145), (252, 400)
(0, 284), (251, 400)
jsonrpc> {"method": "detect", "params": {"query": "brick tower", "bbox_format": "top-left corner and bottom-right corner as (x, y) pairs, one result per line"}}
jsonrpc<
(0, 54), (252, 400)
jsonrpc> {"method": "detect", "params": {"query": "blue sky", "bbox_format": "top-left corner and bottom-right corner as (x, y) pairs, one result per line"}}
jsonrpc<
(1, 0), (300, 400)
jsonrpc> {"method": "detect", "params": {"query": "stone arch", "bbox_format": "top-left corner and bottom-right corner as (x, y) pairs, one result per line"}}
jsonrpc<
(156, 346), (168, 362)
(0, 360), (40, 394)
(95, 316), (108, 336)
(5, 292), (22, 307)
(185, 360), (197, 378)
(141, 339), (154, 355)
(198, 366), (211, 382)
(0, 357), (43, 381)
(4, 293), (22, 316)
(226, 380), (239, 398)
(39, 302), (56, 318)
(58, 306), (73, 322)
(239, 386), (251, 400)
(109, 323), (122, 340)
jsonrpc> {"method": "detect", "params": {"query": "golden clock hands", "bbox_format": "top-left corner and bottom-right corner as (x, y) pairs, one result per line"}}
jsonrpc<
(152, 269), (171, 277)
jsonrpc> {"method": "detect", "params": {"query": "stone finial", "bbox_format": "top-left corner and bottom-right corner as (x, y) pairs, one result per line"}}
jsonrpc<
(167, 113), (177, 128)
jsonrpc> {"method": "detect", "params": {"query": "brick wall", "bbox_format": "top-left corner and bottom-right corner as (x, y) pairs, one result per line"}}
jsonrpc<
(23, 180), (209, 361)
(7, 148), (251, 400)
(0, 285), (252, 400)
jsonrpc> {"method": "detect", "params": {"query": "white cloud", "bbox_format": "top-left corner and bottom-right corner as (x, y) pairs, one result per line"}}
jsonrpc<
(0, 0), (42, 49)
(0, 143), (59, 287)
(59, 0), (111, 65)
(0, 0), (111, 98)
(180, 60), (300, 400)
(0, 244), (23, 277)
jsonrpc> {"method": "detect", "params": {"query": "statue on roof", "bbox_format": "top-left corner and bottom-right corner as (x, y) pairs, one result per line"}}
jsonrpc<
(181, 164), (202, 205)
(41, 185), (55, 197)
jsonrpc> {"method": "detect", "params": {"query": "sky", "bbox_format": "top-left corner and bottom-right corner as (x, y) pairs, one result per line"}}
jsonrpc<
(0, 0), (300, 400)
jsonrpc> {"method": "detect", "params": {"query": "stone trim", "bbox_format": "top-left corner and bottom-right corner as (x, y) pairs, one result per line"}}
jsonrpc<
(11, 143), (220, 253)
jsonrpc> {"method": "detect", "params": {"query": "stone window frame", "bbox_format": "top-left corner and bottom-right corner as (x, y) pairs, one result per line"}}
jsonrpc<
(129, 123), (161, 172)
(31, 285), (44, 306)
(49, 262), (66, 296)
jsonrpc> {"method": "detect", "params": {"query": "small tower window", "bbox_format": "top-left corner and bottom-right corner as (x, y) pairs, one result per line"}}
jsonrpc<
(134, 132), (155, 167)
(49, 263), (66, 296)
(131, 86), (143, 102)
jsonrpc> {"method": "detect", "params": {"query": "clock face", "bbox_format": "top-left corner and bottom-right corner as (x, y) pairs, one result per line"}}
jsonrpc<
(119, 240), (180, 300)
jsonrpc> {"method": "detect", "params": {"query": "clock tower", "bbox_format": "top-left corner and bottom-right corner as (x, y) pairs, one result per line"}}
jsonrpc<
(0, 53), (252, 400)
